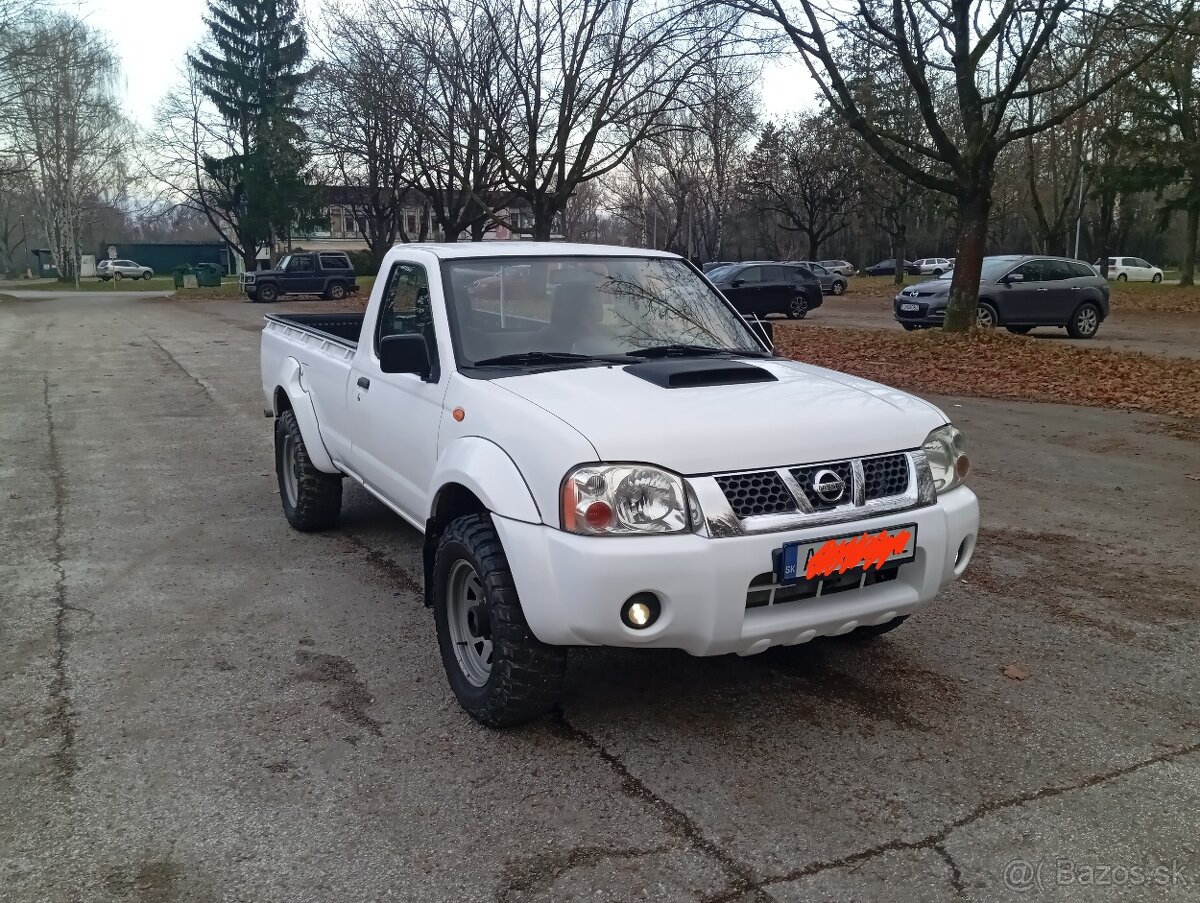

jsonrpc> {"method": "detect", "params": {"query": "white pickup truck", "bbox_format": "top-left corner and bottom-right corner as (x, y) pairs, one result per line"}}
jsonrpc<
(261, 243), (979, 727)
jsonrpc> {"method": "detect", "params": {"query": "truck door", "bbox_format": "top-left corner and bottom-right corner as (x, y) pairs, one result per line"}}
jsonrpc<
(283, 254), (318, 294)
(346, 259), (447, 522)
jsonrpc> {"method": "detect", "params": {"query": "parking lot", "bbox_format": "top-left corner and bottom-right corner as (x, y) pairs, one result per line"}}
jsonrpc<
(3, 293), (1199, 902)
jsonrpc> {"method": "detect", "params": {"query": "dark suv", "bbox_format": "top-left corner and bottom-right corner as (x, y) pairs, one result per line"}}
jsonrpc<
(893, 255), (1109, 338)
(706, 262), (823, 319)
(243, 251), (359, 303)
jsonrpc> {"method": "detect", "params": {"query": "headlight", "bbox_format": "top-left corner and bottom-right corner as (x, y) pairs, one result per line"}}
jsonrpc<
(561, 464), (692, 535)
(922, 424), (970, 493)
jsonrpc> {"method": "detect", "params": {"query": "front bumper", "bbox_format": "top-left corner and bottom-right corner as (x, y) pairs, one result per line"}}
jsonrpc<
(495, 486), (979, 656)
(894, 296), (948, 326)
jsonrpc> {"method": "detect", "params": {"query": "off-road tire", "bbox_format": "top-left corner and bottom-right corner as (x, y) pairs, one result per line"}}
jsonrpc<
(274, 410), (342, 531)
(1066, 301), (1101, 339)
(1006, 325), (1033, 335)
(786, 296), (809, 319)
(434, 514), (566, 727)
(841, 615), (909, 639)
(325, 282), (347, 301)
(258, 283), (279, 303)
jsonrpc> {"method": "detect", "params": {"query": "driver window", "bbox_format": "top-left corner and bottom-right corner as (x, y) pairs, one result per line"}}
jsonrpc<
(738, 266), (763, 283)
(375, 261), (434, 354)
(1010, 261), (1044, 282)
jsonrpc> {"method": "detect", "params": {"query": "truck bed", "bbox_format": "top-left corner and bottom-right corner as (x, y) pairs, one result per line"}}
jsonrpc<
(264, 313), (366, 346)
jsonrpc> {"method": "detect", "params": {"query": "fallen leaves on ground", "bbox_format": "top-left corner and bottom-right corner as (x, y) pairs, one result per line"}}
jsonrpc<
(774, 326), (1200, 422)
(1002, 663), (1032, 681)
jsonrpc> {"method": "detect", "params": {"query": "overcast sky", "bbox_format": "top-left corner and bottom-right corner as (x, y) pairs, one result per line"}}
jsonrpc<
(59, 0), (811, 128)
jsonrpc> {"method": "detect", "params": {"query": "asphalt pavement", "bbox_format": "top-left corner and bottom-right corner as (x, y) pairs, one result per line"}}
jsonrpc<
(2, 293), (1198, 902)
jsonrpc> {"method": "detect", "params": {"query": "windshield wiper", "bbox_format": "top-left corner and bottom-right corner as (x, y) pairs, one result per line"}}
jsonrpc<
(471, 351), (628, 367)
(629, 344), (767, 359)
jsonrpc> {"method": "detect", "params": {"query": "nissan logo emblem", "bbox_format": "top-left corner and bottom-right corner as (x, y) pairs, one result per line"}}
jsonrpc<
(812, 469), (846, 503)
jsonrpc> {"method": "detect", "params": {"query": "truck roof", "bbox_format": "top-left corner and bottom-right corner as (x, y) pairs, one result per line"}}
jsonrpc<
(398, 242), (680, 260)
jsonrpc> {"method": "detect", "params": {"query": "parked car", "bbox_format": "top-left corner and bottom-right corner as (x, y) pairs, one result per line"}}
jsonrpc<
(242, 251), (359, 302)
(97, 258), (154, 281)
(707, 261), (823, 318)
(865, 259), (917, 277)
(702, 260), (737, 273)
(818, 259), (856, 276)
(1094, 256), (1164, 282)
(893, 255), (1109, 338)
(261, 242), (979, 726)
(793, 261), (848, 295)
(912, 257), (953, 276)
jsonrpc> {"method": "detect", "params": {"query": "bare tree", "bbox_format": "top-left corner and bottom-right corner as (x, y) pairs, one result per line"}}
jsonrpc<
(725, 0), (1190, 330)
(471, 0), (746, 240)
(1, 14), (130, 285)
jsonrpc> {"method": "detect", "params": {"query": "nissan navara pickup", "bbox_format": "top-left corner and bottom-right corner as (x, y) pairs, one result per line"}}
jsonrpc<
(260, 243), (979, 727)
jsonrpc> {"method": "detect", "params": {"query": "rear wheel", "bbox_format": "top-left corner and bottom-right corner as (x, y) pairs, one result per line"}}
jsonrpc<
(976, 301), (998, 329)
(275, 410), (342, 531)
(257, 283), (279, 303)
(1067, 302), (1101, 339)
(325, 281), (347, 301)
(932, 269), (943, 277)
(1116, 272), (1128, 281)
(786, 296), (809, 319)
(434, 514), (566, 727)
(113, 271), (123, 282)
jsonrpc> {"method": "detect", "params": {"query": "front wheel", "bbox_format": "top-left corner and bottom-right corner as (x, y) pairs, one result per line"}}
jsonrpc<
(1067, 302), (1101, 339)
(275, 410), (342, 531)
(1152, 272), (1163, 283)
(434, 514), (566, 727)
(257, 283), (279, 303)
(831, 280), (846, 295)
(142, 271), (153, 280)
(786, 296), (809, 319)
(113, 271), (123, 282)
(976, 302), (998, 329)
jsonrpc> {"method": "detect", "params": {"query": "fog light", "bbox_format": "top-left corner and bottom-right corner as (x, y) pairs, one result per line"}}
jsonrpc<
(621, 592), (661, 629)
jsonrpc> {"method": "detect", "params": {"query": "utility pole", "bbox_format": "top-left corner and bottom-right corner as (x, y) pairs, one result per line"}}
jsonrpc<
(21, 215), (31, 279)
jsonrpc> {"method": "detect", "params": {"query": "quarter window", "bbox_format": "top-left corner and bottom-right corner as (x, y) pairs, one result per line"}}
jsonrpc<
(737, 266), (764, 283)
(1040, 260), (1075, 281)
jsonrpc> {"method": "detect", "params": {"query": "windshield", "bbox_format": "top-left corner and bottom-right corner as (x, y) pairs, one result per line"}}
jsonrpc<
(276, 255), (291, 271)
(442, 256), (765, 367)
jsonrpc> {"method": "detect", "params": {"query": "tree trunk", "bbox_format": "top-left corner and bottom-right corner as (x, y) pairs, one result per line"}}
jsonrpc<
(892, 223), (906, 288)
(944, 190), (992, 333)
(1181, 202), (1199, 287)
(808, 234), (820, 261)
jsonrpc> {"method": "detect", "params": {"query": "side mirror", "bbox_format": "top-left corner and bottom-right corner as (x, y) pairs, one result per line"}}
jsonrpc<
(1004, 272), (1024, 284)
(379, 333), (431, 378)
(730, 279), (745, 288)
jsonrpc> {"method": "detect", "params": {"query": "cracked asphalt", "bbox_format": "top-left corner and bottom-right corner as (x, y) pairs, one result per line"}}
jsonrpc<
(2, 293), (1198, 902)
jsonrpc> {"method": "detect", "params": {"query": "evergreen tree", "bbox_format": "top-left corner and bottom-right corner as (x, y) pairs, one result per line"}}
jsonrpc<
(187, 0), (319, 267)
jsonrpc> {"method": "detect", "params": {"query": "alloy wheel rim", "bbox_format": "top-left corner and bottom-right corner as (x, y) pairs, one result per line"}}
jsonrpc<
(447, 560), (493, 687)
(1078, 308), (1098, 334)
(791, 298), (807, 316)
(977, 307), (995, 328)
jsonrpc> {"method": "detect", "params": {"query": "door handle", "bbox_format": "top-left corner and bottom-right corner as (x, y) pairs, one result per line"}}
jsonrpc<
(1036, 288), (1049, 292)
(356, 376), (370, 390)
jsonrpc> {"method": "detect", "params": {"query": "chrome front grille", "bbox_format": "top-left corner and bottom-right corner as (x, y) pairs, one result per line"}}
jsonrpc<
(691, 449), (936, 538)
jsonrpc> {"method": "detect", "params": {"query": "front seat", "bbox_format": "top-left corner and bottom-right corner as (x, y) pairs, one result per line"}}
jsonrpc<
(539, 283), (602, 350)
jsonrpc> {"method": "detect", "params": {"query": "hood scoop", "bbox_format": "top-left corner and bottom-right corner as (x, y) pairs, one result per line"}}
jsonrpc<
(624, 358), (778, 389)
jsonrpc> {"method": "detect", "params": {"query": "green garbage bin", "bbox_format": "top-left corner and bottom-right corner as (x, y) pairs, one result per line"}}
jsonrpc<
(172, 264), (196, 288)
(194, 263), (223, 287)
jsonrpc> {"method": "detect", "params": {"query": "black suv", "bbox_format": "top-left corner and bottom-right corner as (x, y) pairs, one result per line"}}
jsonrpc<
(706, 262), (824, 319)
(893, 255), (1110, 338)
(243, 251), (359, 303)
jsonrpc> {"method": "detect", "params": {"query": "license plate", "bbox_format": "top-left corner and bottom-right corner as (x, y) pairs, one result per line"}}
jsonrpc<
(900, 302), (920, 311)
(775, 525), (917, 586)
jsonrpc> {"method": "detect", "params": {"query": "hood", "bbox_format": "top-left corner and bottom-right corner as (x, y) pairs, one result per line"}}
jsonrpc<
(898, 279), (950, 298)
(493, 358), (947, 474)
(250, 268), (282, 278)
